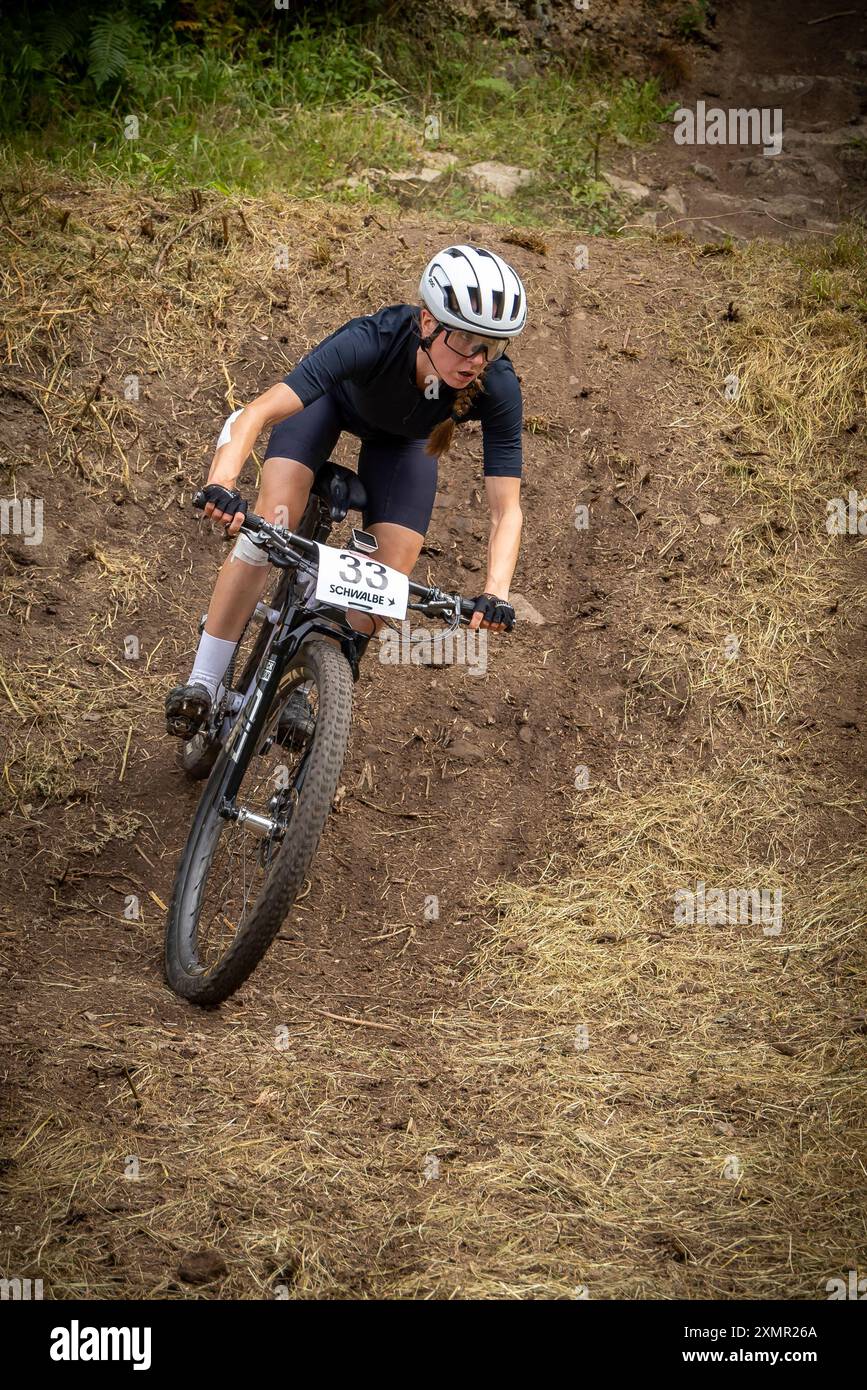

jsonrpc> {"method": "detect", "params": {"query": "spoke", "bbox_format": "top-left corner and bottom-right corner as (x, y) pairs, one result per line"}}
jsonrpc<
(191, 681), (319, 973)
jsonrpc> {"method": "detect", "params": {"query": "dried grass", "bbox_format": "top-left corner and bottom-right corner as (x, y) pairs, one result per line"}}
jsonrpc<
(0, 179), (864, 1299)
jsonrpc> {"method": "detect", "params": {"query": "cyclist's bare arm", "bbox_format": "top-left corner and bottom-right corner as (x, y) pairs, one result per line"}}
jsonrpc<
(465, 475), (522, 633)
(202, 383), (305, 534)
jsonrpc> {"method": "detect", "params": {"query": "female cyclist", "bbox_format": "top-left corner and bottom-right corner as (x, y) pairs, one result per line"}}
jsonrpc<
(165, 243), (528, 739)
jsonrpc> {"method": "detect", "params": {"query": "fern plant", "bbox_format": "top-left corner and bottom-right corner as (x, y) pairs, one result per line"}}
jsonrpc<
(41, 13), (80, 65)
(88, 12), (144, 89)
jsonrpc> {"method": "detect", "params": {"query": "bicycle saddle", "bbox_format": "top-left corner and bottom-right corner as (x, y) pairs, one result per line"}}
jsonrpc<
(312, 462), (368, 523)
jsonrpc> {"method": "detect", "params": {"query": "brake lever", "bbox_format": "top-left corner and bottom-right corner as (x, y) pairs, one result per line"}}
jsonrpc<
(407, 591), (467, 632)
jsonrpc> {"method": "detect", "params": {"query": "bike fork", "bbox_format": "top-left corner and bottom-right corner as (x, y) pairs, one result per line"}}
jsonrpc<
(218, 615), (365, 809)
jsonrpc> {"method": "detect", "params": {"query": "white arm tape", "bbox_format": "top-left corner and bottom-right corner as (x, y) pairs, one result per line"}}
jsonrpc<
(216, 408), (244, 450)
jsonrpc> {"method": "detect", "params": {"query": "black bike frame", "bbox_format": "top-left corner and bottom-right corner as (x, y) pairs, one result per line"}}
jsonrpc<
(219, 602), (367, 807)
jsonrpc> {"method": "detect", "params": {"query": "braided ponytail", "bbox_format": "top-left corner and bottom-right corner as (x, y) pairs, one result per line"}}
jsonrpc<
(411, 304), (490, 458)
(424, 369), (489, 459)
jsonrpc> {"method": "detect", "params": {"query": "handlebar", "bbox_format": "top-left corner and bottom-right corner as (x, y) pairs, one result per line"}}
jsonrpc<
(192, 490), (479, 625)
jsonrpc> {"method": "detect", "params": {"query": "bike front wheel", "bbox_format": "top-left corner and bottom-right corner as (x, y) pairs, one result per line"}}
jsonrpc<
(164, 635), (353, 1005)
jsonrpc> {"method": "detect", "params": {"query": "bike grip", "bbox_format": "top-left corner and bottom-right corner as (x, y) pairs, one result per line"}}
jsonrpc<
(191, 489), (247, 513)
(192, 490), (260, 526)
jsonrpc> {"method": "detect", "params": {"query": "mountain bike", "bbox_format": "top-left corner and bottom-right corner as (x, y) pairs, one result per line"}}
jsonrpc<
(164, 461), (477, 1006)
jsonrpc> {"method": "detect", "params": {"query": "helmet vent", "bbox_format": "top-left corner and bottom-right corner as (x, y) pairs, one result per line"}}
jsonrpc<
(418, 245), (527, 339)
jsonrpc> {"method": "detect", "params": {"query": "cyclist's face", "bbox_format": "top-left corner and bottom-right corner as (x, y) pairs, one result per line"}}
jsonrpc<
(419, 309), (488, 390)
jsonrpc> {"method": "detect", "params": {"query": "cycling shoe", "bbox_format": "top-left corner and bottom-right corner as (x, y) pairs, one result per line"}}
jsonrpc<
(165, 682), (212, 739)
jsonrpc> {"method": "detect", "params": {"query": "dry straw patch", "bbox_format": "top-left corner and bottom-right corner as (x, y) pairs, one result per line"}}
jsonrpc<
(0, 650), (166, 814)
(632, 228), (867, 737)
(1, 179), (864, 1299)
(697, 229), (866, 513)
(628, 523), (862, 731)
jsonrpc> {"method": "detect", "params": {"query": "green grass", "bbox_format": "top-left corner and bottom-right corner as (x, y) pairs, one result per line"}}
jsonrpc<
(1, 18), (675, 232)
(673, 1), (710, 40)
(792, 224), (867, 316)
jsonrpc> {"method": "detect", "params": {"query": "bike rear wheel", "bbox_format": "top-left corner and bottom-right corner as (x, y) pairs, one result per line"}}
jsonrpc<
(165, 635), (353, 1005)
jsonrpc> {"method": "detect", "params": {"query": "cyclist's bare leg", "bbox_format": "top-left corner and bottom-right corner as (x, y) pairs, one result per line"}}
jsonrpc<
(201, 461), (424, 647)
(346, 522), (425, 639)
(203, 456), (315, 641)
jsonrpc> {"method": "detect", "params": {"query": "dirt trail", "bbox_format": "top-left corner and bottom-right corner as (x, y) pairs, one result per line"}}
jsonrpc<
(0, 198), (717, 1291)
(0, 155), (863, 1291)
(615, 0), (867, 240)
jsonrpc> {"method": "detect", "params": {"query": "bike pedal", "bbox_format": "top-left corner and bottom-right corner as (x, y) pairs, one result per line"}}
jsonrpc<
(168, 716), (197, 738)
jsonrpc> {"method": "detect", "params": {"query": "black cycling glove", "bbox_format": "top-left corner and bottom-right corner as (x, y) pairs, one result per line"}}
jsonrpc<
(196, 483), (248, 518)
(470, 592), (516, 631)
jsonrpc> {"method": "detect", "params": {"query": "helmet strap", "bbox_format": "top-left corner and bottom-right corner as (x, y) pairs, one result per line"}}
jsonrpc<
(419, 321), (445, 352)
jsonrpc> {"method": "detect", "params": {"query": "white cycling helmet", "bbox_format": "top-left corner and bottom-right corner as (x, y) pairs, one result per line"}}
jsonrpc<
(419, 244), (527, 338)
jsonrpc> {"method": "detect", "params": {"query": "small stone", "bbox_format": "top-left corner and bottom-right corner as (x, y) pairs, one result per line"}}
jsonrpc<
(699, 512), (721, 526)
(689, 161), (717, 182)
(509, 593), (547, 625)
(602, 172), (652, 202)
(753, 193), (824, 218)
(661, 185), (687, 216)
(466, 161), (534, 198)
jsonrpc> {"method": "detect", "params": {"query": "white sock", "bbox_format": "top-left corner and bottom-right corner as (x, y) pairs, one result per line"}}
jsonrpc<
(188, 631), (238, 702)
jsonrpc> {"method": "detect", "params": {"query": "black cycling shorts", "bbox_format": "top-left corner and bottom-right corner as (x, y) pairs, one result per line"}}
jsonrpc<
(263, 392), (438, 537)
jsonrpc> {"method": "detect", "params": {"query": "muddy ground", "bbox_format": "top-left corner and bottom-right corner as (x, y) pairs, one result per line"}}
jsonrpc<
(0, 0), (865, 1301)
(626, 0), (867, 240)
(1, 184), (864, 1296)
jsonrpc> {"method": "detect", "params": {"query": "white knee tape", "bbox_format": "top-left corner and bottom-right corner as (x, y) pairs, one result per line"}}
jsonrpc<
(216, 408), (244, 449)
(231, 532), (269, 567)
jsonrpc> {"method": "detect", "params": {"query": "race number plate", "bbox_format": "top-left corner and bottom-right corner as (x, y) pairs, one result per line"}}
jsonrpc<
(314, 543), (409, 620)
